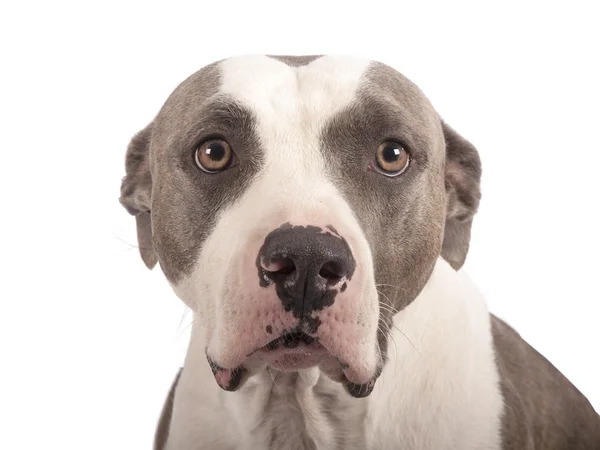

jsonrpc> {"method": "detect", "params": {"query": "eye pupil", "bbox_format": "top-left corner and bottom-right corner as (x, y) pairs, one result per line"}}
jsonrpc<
(382, 145), (401, 162)
(205, 142), (226, 161)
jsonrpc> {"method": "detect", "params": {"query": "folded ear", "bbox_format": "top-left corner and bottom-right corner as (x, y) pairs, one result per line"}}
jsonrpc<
(441, 121), (482, 270)
(119, 123), (158, 269)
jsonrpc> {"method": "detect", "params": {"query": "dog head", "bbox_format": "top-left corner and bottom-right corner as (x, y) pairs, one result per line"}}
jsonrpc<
(120, 55), (481, 397)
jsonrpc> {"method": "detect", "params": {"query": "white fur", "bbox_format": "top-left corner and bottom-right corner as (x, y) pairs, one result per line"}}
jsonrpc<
(167, 258), (503, 449)
(366, 259), (503, 449)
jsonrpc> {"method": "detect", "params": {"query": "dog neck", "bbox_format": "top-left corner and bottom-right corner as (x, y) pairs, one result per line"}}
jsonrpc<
(162, 259), (503, 450)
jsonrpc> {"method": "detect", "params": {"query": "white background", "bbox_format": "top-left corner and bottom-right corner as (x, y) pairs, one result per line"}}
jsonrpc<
(1, 1), (598, 448)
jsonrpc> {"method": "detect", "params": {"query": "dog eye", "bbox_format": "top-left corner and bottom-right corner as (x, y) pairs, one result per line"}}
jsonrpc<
(195, 139), (233, 173)
(375, 141), (410, 176)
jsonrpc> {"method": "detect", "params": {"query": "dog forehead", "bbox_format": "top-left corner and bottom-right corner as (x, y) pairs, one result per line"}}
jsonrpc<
(217, 55), (372, 120)
(154, 55), (435, 137)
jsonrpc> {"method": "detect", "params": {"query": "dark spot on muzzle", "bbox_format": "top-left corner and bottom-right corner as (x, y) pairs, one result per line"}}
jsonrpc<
(326, 225), (340, 236)
(256, 223), (356, 324)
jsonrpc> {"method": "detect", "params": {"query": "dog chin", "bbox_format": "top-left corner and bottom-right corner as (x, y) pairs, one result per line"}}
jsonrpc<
(207, 331), (380, 398)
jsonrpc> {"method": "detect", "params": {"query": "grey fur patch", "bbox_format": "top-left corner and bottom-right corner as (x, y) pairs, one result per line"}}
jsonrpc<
(267, 55), (323, 67)
(120, 61), (264, 283)
(491, 315), (600, 449)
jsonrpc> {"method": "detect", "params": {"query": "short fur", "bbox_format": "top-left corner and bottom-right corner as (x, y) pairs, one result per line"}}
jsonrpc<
(119, 55), (600, 449)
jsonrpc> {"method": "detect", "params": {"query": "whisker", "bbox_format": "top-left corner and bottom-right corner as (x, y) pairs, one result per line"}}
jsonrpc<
(375, 283), (410, 296)
(176, 316), (194, 338)
(259, 359), (280, 389)
(378, 303), (399, 316)
(378, 322), (399, 376)
(177, 306), (191, 331)
(377, 291), (403, 377)
(395, 323), (430, 367)
(377, 302), (401, 318)
(176, 308), (199, 338)
(376, 291), (428, 365)
(112, 233), (154, 251)
(376, 290), (399, 312)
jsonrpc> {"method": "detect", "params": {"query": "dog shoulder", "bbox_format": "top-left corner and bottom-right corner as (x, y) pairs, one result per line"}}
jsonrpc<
(491, 316), (600, 449)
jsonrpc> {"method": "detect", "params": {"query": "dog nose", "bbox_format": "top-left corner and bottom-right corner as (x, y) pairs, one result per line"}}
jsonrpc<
(257, 224), (356, 318)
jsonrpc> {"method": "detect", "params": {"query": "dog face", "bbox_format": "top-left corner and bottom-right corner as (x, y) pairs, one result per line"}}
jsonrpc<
(120, 55), (481, 397)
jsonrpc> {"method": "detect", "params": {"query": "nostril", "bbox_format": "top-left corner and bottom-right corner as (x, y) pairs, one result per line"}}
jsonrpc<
(263, 257), (296, 275)
(318, 261), (345, 283)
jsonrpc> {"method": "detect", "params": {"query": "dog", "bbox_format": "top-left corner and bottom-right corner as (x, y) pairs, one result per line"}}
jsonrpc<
(119, 55), (599, 449)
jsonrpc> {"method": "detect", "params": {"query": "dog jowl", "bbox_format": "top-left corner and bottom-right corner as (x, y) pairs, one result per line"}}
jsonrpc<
(119, 55), (479, 397)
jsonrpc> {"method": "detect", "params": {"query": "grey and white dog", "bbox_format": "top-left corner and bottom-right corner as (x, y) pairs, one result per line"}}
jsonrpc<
(120, 55), (599, 450)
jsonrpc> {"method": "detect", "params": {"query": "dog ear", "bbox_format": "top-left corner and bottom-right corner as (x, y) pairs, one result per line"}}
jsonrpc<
(119, 123), (158, 269)
(441, 121), (482, 270)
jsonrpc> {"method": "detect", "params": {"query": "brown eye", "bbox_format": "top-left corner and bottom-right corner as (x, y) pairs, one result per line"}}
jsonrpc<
(195, 139), (233, 173)
(375, 141), (410, 176)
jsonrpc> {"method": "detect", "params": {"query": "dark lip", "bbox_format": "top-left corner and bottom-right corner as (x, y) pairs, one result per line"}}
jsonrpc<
(262, 330), (319, 351)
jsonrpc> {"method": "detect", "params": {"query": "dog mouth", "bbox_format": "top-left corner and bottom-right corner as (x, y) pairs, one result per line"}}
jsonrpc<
(255, 331), (330, 371)
(207, 330), (379, 398)
(263, 330), (319, 350)
(206, 331), (328, 392)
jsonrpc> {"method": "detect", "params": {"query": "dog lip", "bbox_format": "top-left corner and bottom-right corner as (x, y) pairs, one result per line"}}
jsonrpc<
(209, 334), (379, 395)
(339, 361), (383, 397)
(260, 330), (319, 351)
(251, 331), (330, 371)
(206, 355), (248, 392)
(344, 377), (377, 398)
